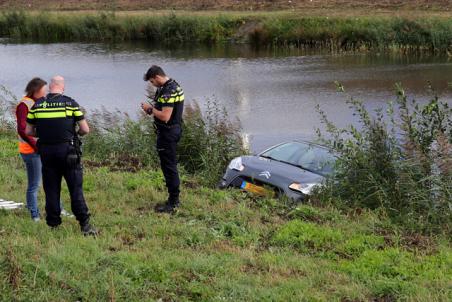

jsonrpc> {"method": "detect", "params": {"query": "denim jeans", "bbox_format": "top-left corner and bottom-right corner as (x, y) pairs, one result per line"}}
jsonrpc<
(20, 152), (41, 219)
(20, 152), (65, 219)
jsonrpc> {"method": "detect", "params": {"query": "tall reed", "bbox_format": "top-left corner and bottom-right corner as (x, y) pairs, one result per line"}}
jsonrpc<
(0, 86), (246, 187)
(82, 99), (246, 187)
(316, 83), (451, 235)
(0, 11), (451, 53)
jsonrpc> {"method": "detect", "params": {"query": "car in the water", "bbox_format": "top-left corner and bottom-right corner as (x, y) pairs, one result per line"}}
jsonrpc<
(219, 140), (336, 201)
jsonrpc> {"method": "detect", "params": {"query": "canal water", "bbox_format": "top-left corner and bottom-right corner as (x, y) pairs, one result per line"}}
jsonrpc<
(1, 42), (451, 151)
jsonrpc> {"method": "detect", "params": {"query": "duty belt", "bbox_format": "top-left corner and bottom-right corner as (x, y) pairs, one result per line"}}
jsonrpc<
(38, 140), (72, 146)
(154, 122), (180, 130)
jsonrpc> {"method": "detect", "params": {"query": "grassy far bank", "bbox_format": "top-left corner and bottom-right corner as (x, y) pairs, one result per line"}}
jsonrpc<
(0, 131), (451, 301)
(0, 11), (451, 53)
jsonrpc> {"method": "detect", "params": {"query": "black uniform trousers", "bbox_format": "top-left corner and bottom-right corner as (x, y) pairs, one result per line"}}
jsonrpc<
(156, 125), (181, 202)
(39, 143), (90, 227)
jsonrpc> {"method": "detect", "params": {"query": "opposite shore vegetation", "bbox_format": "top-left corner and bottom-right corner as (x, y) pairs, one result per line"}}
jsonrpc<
(0, 10), (451, 53)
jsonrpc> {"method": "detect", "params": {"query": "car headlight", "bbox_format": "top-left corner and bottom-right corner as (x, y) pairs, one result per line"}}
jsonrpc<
(289, 183), (318, 195)
(228, 157), (245, 171)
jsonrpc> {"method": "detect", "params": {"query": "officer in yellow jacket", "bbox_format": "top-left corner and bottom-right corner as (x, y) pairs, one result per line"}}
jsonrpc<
(26, 76), (97, 236)
(141, 66), (184, 213)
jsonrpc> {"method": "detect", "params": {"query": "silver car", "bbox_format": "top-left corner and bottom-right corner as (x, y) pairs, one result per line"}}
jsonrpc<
(219, 140), (336, 201)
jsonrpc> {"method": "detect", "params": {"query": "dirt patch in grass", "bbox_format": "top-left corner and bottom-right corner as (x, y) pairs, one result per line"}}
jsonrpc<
(342, 295), (397, 302)
(5, 247), (21, 291)
(83, 159), (104, 169)
(209, 240), (242, 254)
(372, 295), (397, 302)
(377, 229), (438, 254)
(84, 156), (144, 173)
(118, 230), (146, 247)
(398, 233), (438, 253)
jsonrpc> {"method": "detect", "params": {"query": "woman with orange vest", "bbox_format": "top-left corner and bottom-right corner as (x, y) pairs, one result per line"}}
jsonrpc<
(16, 78), (48, 221)
(16, 78), (71, 222)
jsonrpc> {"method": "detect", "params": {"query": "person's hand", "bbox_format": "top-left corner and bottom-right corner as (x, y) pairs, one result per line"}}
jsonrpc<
(141, 102), (153, 115)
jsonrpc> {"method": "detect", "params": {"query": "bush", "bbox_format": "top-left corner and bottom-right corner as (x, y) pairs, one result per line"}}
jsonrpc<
(316, 83), (452, 235)
(0, 86), (246, 187)
(180, 100), (246, 186)
(83, 108), (158, 170)
(82, 99), (246, 187)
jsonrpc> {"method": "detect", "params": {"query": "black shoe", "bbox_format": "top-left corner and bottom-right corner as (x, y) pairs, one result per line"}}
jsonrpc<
(81, 223), (98, 236)
(154, 201), (179, 214)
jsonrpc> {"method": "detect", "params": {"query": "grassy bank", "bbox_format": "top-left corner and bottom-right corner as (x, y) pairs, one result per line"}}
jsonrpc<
(0, 11), (451, 53)
(0, 131), (451, 301)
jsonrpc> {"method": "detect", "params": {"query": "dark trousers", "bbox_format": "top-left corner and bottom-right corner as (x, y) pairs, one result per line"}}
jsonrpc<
(156, 125), (181, 202)
(39, 143), (90, 227)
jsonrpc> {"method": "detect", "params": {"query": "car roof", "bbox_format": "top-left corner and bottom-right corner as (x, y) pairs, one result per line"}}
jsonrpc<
(259, 139), (333, 155)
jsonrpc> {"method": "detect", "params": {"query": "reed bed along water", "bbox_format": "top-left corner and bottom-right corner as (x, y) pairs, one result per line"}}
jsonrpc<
(0, 11), (451, 53)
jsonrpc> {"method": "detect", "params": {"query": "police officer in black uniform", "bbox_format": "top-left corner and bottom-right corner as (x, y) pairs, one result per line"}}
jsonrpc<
(141, 66), (184, 213)
(26, 76), (97, 236)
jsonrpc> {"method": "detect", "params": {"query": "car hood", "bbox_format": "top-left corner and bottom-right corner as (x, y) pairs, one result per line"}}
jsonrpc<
(241, 156), (325, 184)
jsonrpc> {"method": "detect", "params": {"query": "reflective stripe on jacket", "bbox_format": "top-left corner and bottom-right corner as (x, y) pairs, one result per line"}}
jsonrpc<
(17, 97), (35, 154)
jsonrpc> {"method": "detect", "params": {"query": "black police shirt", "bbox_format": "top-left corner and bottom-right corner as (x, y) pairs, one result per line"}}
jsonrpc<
(26, 94), (85, 144)
(153, 79), (184, 126)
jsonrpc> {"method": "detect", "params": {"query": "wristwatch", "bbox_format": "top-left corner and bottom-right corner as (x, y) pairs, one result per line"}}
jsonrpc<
(146, 107), (153, 115)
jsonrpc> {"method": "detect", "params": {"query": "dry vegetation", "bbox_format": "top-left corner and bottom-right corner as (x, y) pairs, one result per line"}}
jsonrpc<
(0, 0), (451, 11)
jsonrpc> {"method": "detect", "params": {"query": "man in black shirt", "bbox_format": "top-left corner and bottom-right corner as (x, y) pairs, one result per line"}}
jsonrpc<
(26, 76), (97, 235)
(141, 65), (184, 213)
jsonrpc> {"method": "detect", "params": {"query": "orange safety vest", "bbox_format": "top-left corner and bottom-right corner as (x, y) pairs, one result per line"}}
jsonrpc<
(17, 96), (36, 154)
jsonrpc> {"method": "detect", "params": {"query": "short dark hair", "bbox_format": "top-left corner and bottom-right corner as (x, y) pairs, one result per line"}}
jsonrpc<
(144, 65), (166, 81)
(25, 77), (47, 98)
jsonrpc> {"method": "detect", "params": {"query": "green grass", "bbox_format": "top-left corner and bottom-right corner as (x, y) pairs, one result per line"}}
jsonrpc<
(0, 132), (451, 301)
(0, 11), (451, 53)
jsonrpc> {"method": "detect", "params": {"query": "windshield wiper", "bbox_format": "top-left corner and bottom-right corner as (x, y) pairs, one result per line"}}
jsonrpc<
(262, 155), (316, 173)
(261, 155), (322, 175)
(261, 155), (291, 166)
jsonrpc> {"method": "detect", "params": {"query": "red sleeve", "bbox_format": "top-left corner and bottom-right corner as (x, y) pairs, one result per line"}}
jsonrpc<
(16, 103), (37, 151)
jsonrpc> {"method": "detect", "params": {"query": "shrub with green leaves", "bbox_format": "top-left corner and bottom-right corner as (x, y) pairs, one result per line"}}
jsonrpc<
(317, 83), (452, 235)
(82, 99), (246, 187)
(0, 86), (245, 187)
(180, 100), (246, 186)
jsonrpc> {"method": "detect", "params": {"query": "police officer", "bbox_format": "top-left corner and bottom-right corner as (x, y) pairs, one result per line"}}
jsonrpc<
(26, 76), (97, 236)
(141, 66), (184, 213)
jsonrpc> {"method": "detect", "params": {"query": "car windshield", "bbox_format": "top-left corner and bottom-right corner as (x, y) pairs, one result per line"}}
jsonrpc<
(260, 141), (335, 175)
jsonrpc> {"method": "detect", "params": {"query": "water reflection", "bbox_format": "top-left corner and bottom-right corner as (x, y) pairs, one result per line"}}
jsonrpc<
(0, 41), (450, 151)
